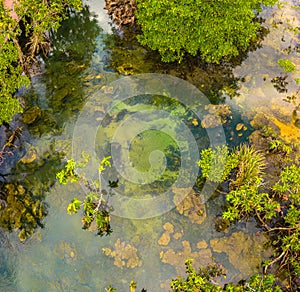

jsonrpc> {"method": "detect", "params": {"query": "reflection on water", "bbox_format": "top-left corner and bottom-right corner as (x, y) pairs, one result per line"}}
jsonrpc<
(0, 0), (299, 291)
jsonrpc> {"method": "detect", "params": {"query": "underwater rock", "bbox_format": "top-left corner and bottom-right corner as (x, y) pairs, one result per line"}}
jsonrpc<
(163, 222), (174, 233)
(250, 110), (300, 180)
(210, 231), (270, 277)
(17, 184), (25, 195)
(173, 191), (206, 225)
(1, 182), (46, 242)
(292, 105), (300, 128)
(205, 104), (232, 117)
(54, 139), (72, 157)
(158, 232), (171, 246)
(201, 114), (223, 128)
(116, 64), (135, 75)
(250, 100), (300, 147)
(101, 85), (114, 94)
(201, 104), (231, 129)
(20, 148), (37, 164)
(196, 240), (208, 249)
(173, 232), (183, 240)
(158, 222), (174, 246)
(54, 241), (77, 264)
(22, 106), (42, 124)
(102, 238), (142, 269)
(4, 183), (16, 196)
(161, 240), (212, 275)
(214, 216), (230, 233)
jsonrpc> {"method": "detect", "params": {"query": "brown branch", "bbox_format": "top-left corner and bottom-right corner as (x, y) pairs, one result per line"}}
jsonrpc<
(216, 188), (228, 195)
(255, 208), (297, 232)
(0, 127), (22, 165)
(266, 226), (296, 232)
(264, 250), (287, 274)
(255, 208), (271, 231)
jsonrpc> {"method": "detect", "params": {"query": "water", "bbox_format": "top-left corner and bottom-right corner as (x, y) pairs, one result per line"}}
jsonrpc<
(0, 1), (299, 291)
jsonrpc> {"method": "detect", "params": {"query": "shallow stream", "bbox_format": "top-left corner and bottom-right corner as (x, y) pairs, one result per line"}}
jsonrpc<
(0, 1), (299, 291)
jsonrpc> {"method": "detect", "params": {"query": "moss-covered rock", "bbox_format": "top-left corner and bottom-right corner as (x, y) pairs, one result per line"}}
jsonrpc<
(22, 106), (42, 125)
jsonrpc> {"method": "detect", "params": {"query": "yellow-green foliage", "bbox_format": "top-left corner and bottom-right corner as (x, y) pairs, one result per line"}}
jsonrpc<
(198, 144), (300, 282)
(136, 0), (278, 63)
(170, 259), (282, 291)
(57, 155), (114, 236)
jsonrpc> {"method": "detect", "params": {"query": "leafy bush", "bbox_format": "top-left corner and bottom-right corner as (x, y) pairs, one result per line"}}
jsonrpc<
(198, 144), (300, 286)
(56, 154), (115, 236)
(170, 259), (282, 291)
(135, 0), (278, 63)
(198, 144), (265, 187)
(197, 145), (239, 183)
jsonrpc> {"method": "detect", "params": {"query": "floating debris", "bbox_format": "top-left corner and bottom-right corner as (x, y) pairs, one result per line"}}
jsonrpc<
(236, 123), (244, 131)
(191, 118), (199, 126)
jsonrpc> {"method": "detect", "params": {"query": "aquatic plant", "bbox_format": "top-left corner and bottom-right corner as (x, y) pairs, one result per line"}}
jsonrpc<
(198, 144), (300, 288)
(170, 259), (282, 291)
(0, 183), (47, 241)
(277, 59), (296, 73)
(198, 144), (265, 187)
(198, 145), (238, 183)
(56, 154), (115, 236)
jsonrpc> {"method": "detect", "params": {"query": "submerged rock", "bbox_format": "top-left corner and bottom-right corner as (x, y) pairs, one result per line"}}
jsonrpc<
(20, 149), (37, 164)
(210, 231), (271, 277)
(22, 106), (42, 124)
(104, 0), (136, 27)
(102, 238), (142, 269)
(173, 190), (206, 225)
(214, 216), (230, 233)
(201, 104), (232, 128)
(160, 240), (212, 275)
(158, 222), (174, 246)
(54, 241), (77, 264)
(158, 232), (171, 246)
(292, 105), (300, 128)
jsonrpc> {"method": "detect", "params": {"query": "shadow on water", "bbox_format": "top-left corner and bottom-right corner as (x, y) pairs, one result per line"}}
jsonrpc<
(0, 6), (103, 288)
(24, 5), (102, 129)
(102, 13), (270, 104)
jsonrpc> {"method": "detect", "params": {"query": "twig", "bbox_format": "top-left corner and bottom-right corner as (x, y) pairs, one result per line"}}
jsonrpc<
(216, 188), (228, 195)
(0, 127), (22, 165)
(265, 226), (296, 232)
(264, 250), (286, 273)
(255, 208), (271, 231)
